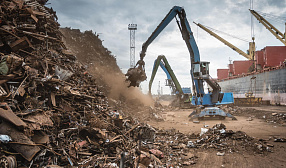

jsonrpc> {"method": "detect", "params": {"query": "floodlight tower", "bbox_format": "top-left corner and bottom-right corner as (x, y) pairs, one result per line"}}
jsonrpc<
(128, 24), (137, 68)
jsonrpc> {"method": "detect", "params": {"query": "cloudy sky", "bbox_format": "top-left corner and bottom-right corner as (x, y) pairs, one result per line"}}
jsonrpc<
(47, 0), (286, 94)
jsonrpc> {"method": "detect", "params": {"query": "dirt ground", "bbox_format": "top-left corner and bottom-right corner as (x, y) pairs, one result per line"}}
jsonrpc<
(148, 103), (286, 168)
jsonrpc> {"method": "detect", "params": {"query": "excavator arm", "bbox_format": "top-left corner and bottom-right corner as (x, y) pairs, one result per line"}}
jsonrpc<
(148, 55), (183, 95)
(139, 7), (187, 61)
(125, 6), (198, 90)
(126, 6), (201, 93)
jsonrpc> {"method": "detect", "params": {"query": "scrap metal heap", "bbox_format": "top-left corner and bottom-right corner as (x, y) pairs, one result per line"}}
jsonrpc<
(0, 1), (198, 167)
(0, 1), (277, 167)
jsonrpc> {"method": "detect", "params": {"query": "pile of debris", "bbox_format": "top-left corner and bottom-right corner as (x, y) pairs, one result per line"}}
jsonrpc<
(0, 0), (278, 167)
(0, 0), (122, 166)
(154, 129), (199, 167)
(223, 106), (286, 126)
(0, 1), (191, 167)
(60, 28), (120, 94)
(194, 124), (273, 155)
(265, 112), (286, 125)
(0, 0), (157, 167)
(60, 28), (158, 121)
(60, 28), (118, 72)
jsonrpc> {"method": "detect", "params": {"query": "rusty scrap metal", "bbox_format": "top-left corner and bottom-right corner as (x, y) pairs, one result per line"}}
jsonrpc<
(0, 106), (27, 128)
(0, 121), (40, 161)
(0, 0), (273, 167)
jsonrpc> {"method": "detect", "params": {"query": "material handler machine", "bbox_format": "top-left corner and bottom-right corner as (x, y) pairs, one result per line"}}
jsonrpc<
(149, 55), (192, 107)
(125, 6), (235, 119)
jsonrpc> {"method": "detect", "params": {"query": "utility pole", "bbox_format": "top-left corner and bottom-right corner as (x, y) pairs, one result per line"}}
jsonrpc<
(128, 24), (137, 68)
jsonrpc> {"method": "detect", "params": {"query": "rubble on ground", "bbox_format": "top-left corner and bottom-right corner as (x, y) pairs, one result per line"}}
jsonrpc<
(195, 124), (274, 155)
(0, 0), (280, 167)
(0, 0), (162, 167)
(265, 112), (286, 125)
(0, 0), (184, 167)
(222, 106), (286, 126)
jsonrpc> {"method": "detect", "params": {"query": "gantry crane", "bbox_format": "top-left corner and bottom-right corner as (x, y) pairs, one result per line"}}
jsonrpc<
(250, 9), (286, 46)
(193, 22), (256, 60)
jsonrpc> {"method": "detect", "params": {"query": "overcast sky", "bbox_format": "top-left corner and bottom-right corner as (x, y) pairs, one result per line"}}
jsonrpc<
(47, 0), (286, 94)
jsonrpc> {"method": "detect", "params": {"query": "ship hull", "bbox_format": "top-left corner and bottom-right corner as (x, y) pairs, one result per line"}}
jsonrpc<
(218, 68), (286, 105)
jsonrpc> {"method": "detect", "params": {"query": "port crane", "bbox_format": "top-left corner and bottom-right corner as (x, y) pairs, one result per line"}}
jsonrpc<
(148, 55), (192, 105)
(125, 6), (235, 119)
(193, 22), (256, 60)
(250, 9), (286, 46)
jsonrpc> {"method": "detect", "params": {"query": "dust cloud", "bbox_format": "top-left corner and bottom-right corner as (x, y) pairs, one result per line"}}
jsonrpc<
(88, 65), (154, 107)
(60, 28), (154, 107)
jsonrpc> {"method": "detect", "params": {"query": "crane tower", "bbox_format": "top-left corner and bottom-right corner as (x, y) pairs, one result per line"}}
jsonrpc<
(128, 24), (137, 67)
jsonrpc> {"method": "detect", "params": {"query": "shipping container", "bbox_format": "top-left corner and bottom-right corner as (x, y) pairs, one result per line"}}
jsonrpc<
(217, 69), (229, 80)
(264, 46), (286, 67)
(233, 60), (254, 75)
(255, 50), (264, 70)
(228, 64), (234, 76)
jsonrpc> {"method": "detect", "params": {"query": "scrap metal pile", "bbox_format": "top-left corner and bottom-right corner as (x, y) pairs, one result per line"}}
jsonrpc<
(223, 106), (286, 126)
(194, 124), (273, 155)
(0, 0), (124, 167)
(0, 0), (191, 167)
(0, 0), (159, 167)
(265, 112), (286, 125)
(0, 0), (280, 167)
